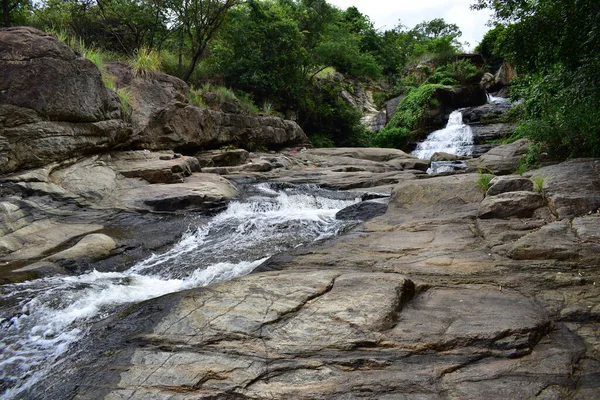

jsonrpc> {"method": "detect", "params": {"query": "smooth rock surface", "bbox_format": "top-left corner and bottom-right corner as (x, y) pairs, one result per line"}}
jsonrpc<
(478, 191), (545, 218)
(487, 175), (534, 196)
(469, 139), (531, 175)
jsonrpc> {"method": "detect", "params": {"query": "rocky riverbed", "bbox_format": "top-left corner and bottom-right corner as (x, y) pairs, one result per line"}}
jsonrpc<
(1, 144), (599, 399)
(1, 26), (600, 400)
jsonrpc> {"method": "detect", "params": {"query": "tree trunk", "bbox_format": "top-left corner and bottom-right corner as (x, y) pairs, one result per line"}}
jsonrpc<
(2, 0), (11, 27)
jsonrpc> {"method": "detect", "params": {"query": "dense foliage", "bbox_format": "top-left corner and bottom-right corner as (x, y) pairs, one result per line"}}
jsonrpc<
(474, 0), (600, 159)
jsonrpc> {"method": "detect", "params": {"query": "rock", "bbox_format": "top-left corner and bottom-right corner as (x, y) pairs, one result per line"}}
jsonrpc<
(304, 147), (421, 164)
(495, 61), (517, 87)
(470, 123), (517, 143)
(0, 28), (130, 173)
(0, 220), (103, 261)
(478, 191), (545, 218)
(462, 103), (513, 124)
(116, 174), (237, 212)
(44, 233), (116, 269)
(451, 84), (488, 109)
(572, 214), (600, 242)
(335, 200), (388, 221)
(480, 72), (495, 90)
(110, 150), (200, 184)
(469, 139), (531, 175)
(524, 159), (600, 218)
(508, 220), (580, 260)
(430, 152), (469, 162)
(105, 62), (310, 152)
(486, 175), (534, 196)
(196, 149), (250, 167)
(0, 27), (120, 121)
(384, 95), (404, 123)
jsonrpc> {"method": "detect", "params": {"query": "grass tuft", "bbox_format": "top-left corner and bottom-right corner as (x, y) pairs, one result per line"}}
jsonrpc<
(532, 175), (545, 193)
(131, 47), (161, 78)
(476, 169), (494, 193)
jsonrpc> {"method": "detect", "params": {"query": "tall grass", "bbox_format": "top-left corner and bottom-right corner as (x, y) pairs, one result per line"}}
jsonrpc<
(131, 47), (161, 78)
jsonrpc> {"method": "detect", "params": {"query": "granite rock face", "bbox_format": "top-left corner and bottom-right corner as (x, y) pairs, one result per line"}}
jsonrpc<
(0, 27), (131, 173)
(106, 62), (311, 152)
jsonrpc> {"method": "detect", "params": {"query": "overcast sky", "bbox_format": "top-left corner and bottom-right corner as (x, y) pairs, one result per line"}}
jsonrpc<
(327, 0), (493, 51)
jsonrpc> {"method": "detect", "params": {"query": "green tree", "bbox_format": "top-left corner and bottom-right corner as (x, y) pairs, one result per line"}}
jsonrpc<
(2, 0), (29, 26)
(474, 0), (600, 158)
(172, 0), (239, 82)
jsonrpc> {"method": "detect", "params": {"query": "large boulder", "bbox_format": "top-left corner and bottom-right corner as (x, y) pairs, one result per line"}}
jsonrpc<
(0, 27), (131, 173)
(524, 159), (600, 218)
(106, 62), (311, 152)
(469, 139), (530, 175)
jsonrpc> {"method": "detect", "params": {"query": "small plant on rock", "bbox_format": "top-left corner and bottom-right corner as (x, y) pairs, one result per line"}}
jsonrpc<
(117, 88), (133, 119)
(532, 175), (545, 193)
(476, 169), (494, 192)
(131, 47), (161, 78)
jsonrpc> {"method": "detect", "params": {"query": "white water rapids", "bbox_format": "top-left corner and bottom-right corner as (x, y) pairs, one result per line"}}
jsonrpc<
(0, 183), (360, 398)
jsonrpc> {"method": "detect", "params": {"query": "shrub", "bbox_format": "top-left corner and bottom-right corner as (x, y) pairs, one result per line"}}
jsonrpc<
(371, 127), (411, 149)
(386, 83), (450, 134)
(309, 133), (335, 148)
(237, 92), (259, 115)
(131, 47), (161, 78)
(189, 89), (207, 108)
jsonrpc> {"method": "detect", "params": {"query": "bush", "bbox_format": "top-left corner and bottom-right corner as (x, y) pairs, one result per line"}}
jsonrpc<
(371, 127), (411, 149)
(385, 83), (449, 133)
(309, 133), (335, 148)
(426, 59), (479, 85)
(117, 88), (133, 119)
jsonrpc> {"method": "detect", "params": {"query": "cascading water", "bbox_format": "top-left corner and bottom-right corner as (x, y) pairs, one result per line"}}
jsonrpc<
(412, 109), (474, 162)
(0, 183), (361, 398)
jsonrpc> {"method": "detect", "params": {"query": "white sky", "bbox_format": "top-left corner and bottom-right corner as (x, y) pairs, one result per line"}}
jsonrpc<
(327, 0), (493, 51)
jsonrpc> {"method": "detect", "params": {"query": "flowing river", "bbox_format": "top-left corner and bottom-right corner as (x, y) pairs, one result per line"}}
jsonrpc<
(0, 183), (362, 398)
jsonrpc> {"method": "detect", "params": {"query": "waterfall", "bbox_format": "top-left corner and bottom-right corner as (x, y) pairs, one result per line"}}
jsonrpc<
(411, 110), (474, 161)
(0, 183), (361, 398)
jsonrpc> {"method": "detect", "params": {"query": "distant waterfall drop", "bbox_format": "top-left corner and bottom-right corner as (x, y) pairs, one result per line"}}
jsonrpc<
(411, 110), (474, 160)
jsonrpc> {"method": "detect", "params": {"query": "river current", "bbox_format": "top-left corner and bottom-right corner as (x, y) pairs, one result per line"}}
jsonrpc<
(0, 183), (361, 398)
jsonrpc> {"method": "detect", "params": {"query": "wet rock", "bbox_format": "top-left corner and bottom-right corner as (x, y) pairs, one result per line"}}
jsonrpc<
(335, 200), (388, 221)
(0, 219), (103, 262)
(117, 174), (237, 212)
(486, 175), (534, 196)
(462, 103), (512, 124)
(478, 191), (545, 218)
(430, 152), (469, 162)
(43, 233), (116, 269)
(469, 139), (531, 175)
(470, 122), (517, 143)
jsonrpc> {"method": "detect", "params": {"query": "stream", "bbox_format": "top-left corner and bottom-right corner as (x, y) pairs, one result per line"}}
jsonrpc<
(0, 183), (362, 398)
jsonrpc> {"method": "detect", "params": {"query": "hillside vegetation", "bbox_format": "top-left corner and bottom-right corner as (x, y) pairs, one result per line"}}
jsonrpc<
(1, 0), (598, 160)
